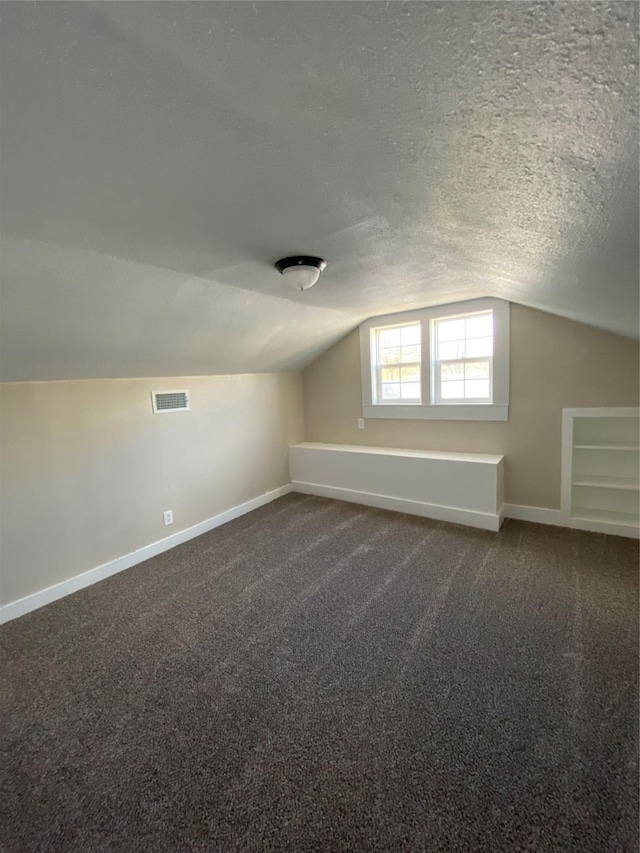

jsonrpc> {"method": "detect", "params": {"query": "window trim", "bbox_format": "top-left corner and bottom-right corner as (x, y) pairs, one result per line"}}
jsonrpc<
(359, 298), (509, 422)
(371, 320), (422, 405)
(430, 309), (494, 405)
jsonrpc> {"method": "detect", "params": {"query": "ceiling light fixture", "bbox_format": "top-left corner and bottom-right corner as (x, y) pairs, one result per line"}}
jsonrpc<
(275, 256), (327, 292)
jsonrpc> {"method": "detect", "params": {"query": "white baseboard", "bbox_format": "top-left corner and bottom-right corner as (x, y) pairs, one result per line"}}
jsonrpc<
(4, 484), (635, 626)
(501, 503), (564, 526)
(291, 480), (502, 532)
(0, 484), (292, 625)
(291, 486), (637, 539)
(502, 503), (638, 539)
(559, 515), (639, 539)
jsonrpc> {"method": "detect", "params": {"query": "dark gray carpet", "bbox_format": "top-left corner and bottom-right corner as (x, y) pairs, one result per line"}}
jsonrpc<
(1, 494), (638, 852)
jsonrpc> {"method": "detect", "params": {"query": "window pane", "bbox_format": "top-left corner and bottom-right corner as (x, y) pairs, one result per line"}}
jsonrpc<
(465, 379), (491, 399)
(464, 360), (490, 379)
(401, 324), (421, 344)
(401, 344), (420, 363)
(381, 367), (400, 382)
(465, 337), (492, 357)
(401, 365), (420, 383)
(401, 383), (421, 400)
(441, 362), (464, 381)
(375, 323), (422, 404)
(381, 383), (400, 400)
(378, 328), (401, 348)
(379, 347), (402, 364)
(440, 380), (464, 399)
(465, 313), (493, 339)
(437, 319), (465, 342)
(437, 340), (465, 360)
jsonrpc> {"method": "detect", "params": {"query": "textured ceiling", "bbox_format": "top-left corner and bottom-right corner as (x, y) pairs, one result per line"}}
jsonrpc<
(1, 1), (638, 381)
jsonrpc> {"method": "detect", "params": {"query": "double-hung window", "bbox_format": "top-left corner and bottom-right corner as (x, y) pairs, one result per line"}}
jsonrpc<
(360, 297), (509, 421)
(431, 311), (493, 403)
(373, 322), (422, 403)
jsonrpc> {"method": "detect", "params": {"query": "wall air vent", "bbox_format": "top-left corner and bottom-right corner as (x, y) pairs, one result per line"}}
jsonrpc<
(151, 390), (190, 414)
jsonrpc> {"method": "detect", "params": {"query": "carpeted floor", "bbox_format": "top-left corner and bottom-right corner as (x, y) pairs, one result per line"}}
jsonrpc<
(1, 494), (638, 852)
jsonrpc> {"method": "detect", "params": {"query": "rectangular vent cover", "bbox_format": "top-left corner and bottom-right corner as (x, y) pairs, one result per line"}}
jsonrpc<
(152, 390), (190, 414)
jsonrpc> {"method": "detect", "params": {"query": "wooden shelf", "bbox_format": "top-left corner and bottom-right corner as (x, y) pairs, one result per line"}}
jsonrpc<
(574, 444), (639, 451)
(572, 475), (640, 491)
(572, 507), (640, 527)
(562, 409), (640, 538)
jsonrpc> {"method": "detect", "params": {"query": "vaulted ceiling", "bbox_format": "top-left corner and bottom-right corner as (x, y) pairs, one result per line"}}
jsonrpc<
(1, 1), (638, 381)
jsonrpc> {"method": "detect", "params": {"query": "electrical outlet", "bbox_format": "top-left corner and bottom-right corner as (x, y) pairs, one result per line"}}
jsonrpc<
(357, 418), (365, 429)
(163, 510), (173, 526)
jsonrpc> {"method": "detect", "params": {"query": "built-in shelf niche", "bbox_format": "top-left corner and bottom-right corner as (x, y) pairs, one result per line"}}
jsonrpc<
(561, 408), (639, 537)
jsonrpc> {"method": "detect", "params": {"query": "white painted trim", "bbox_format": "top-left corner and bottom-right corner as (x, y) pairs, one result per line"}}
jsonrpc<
(563, 515), (639, 538)
(360, 307), (427, 407)
(502, 503), (639, 539)
(501, 504), (565, 526)
(290, 443), (502, 520)
(560, 408), (574, 517)
(562, 407), (640, 419)
(291, 480), (503, 532)
(292, 442), (503, 464)
(560, 407), (639, 537)
(359, 297), (509, 421)
(0, 485), (292, 625)
(363, 404), (508, 421)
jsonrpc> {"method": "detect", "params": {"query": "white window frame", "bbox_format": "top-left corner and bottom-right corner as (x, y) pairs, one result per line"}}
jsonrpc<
(371, 321), (422, 405)
(359, 298), (509, 421)
(430, 310), (493, 405)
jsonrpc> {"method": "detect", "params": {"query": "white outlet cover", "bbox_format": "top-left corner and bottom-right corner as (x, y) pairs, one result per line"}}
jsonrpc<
(163, 510), (173, 526)
(357, 418), (365, 429)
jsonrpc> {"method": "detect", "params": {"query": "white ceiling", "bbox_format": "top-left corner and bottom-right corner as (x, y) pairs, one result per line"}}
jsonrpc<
(1, 1), (638, 381)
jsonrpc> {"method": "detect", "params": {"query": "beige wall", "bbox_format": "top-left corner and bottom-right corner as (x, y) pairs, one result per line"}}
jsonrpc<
(2, 308), (638, 608)
(302, 305), (639, 510)
(1, 374), (304, 604)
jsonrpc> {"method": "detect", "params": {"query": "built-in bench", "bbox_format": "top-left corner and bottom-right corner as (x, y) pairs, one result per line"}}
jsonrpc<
(289, 442), (504, 531)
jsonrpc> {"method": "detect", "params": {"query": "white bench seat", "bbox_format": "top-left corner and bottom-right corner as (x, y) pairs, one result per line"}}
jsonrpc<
(289, 442), (504, 531)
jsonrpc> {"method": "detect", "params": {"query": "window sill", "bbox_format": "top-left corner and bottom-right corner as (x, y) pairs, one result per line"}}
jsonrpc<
(362, 404), (508, 422)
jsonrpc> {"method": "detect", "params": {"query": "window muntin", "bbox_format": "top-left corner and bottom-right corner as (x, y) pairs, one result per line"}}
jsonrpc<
(373, 322), (421, 403)
(431, 311), (493, 404)
(359, 298), (508, 422)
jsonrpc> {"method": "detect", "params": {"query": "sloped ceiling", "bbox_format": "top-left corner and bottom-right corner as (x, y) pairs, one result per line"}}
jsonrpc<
(1, 1), (638, 381)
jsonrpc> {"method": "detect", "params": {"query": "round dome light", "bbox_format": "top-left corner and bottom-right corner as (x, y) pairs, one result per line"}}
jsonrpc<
(275, 256), (327, 291)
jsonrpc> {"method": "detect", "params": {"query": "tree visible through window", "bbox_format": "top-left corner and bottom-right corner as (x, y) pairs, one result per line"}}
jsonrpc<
(373, 323), (421, 402)
(432, 311), (493, 403)
(360, 298), (508, 420)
